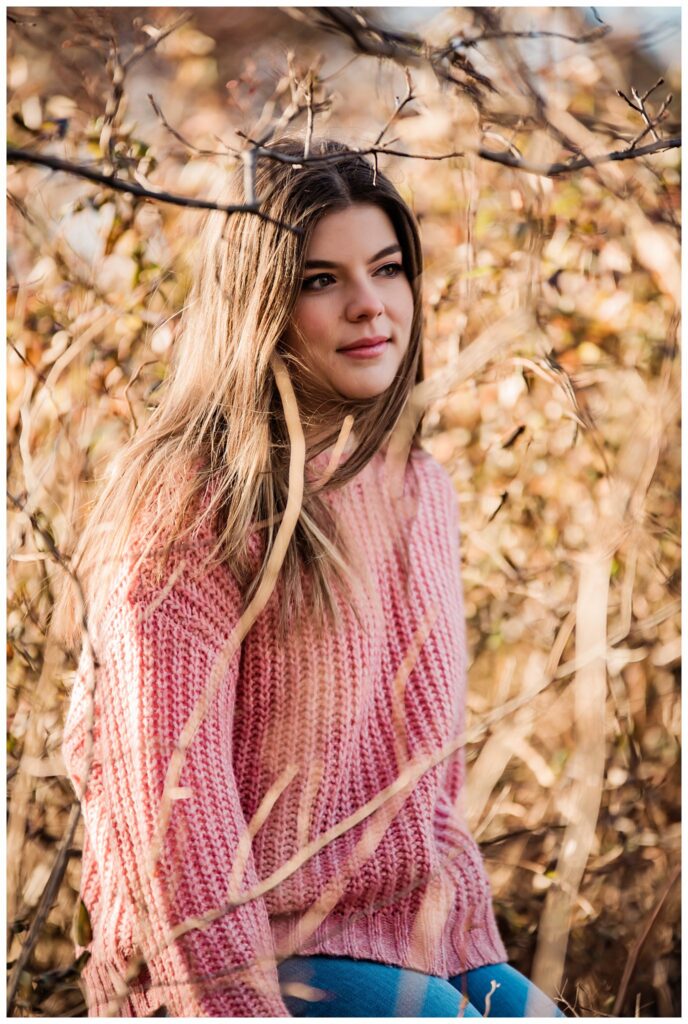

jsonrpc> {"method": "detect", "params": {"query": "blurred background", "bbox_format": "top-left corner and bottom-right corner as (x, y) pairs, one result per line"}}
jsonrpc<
(7, 6), (681, 1017)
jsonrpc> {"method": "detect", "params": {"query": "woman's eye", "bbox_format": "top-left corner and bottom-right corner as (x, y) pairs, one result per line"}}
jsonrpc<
(376, 262), (403, 278)
(302, 273), (335, 291)
(302, 263), (403, 291)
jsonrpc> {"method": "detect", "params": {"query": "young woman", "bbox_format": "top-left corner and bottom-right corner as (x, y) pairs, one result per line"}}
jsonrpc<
(62, 137), (565, 1017)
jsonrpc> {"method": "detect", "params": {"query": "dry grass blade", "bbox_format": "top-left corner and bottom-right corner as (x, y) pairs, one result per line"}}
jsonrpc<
(225, 764), (300, 902)
(308, 414), (355, 491)
(531, 552), (611, 999)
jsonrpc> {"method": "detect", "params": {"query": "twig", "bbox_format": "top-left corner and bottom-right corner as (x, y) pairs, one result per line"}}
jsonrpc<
(617, 76), (665, 116)
(148, 94), (230, 157)
(7, 802), (81, 1014)
(99, 39), (124, 175)
(320, 52), (361, 83)
(8, 339), (49, 387)
(122, 12), (192, 73)
(302, 4), (489, 99)
(373, 69), (415, 147)
(247, 67), (331, 152)
(7, 189), (39, 225)
(632, 86), (660, 142)
(303, 71), (315, 160)
(479, 822), (567, 847)
(629, 96), (672, 150)
(240, 131), (677, 177)
(617, 78), (673, 149)
(124, 360), (159, 434)
(612, 862), (681, 1015)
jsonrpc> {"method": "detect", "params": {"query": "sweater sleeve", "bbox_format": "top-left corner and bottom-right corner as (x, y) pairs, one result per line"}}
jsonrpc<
(64, 548), (290, 1017)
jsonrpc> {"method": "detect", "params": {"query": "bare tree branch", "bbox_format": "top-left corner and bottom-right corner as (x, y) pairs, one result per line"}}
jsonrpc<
(300, 6), (426, 62)
(477, 135), (680, 176)
(444, 22), (611, 50)
(6, 147), (300, 233)
(233, 134), (464, 164)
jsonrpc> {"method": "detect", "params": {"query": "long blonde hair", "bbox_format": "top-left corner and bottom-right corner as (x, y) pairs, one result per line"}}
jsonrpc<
(65, 136), (427, 644)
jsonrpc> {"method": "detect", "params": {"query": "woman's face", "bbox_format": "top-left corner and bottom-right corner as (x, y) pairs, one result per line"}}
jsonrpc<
(284, 203), (415, 404)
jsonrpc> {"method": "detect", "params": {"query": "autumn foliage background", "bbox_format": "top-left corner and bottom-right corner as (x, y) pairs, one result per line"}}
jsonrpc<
(6, 7), (681, 1017)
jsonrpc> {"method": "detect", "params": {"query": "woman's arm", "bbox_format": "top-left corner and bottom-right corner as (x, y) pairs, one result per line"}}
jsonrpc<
(64, 556), (290, 1017)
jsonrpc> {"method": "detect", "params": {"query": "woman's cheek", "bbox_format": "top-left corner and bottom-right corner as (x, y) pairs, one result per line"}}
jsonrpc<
(295, 308), (321, 352)
(395, 284), (414, 335)
(308, 311), (330, 355)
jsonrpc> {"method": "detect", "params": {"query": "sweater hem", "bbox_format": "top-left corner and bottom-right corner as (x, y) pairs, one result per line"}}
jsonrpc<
(270, 905), (508, 981)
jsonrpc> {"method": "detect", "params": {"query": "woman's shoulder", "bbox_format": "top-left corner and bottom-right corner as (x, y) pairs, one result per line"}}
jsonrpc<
(408, 445), (460, 512)
(342, 442), (459, 518)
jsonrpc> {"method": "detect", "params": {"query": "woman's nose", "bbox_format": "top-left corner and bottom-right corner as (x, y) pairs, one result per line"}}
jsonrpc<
(346, 280), (385, 321)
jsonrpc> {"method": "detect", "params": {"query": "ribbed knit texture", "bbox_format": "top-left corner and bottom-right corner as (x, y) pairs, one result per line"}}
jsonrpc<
(63, 446), (507, 1017)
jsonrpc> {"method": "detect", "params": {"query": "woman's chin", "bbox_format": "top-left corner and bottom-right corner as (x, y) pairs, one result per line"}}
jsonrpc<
(335, 372), (397, 401)
(338, 386), (391, 402)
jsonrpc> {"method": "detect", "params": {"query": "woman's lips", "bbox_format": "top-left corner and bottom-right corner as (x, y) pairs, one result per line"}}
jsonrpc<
(338, 338), (390, 359)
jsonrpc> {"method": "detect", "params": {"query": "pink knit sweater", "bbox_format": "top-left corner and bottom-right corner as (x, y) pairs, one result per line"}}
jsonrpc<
(63, 445), (507, 1017)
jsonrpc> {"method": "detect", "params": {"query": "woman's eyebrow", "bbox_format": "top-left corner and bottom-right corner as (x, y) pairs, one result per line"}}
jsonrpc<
(304, 244), (401, 270)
